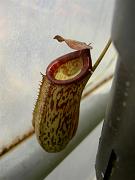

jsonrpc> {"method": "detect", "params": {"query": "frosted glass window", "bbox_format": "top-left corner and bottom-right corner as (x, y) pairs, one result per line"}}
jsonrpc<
(0, 0), (116, 179)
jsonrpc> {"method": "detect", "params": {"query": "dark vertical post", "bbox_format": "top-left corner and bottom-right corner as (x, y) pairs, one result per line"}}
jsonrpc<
(95, 0), (135, 179)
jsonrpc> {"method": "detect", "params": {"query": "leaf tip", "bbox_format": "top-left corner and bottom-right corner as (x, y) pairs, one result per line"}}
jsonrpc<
(53, 35), (64, 42)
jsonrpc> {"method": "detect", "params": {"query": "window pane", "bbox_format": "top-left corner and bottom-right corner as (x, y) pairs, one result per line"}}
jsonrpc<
(0, 0), (115, 155)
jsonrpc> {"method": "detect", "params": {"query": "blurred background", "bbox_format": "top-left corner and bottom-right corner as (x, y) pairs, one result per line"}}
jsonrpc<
(0, 0), (116, 179)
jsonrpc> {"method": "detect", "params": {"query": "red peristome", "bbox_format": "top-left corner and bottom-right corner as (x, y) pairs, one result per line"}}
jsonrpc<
(46, 49), (92, 85)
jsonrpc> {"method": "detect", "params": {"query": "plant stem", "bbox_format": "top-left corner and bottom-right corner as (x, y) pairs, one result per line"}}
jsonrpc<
(92, 39), (112, 72)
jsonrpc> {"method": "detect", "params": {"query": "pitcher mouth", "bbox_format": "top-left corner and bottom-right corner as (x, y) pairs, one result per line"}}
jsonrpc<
(46, 49), (92, 85)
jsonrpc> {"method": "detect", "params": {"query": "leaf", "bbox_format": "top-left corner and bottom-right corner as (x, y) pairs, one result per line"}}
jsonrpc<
(53, 35), (92, 50)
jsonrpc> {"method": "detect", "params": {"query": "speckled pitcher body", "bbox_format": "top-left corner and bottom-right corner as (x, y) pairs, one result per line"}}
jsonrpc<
(33, 49), (92, 152)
